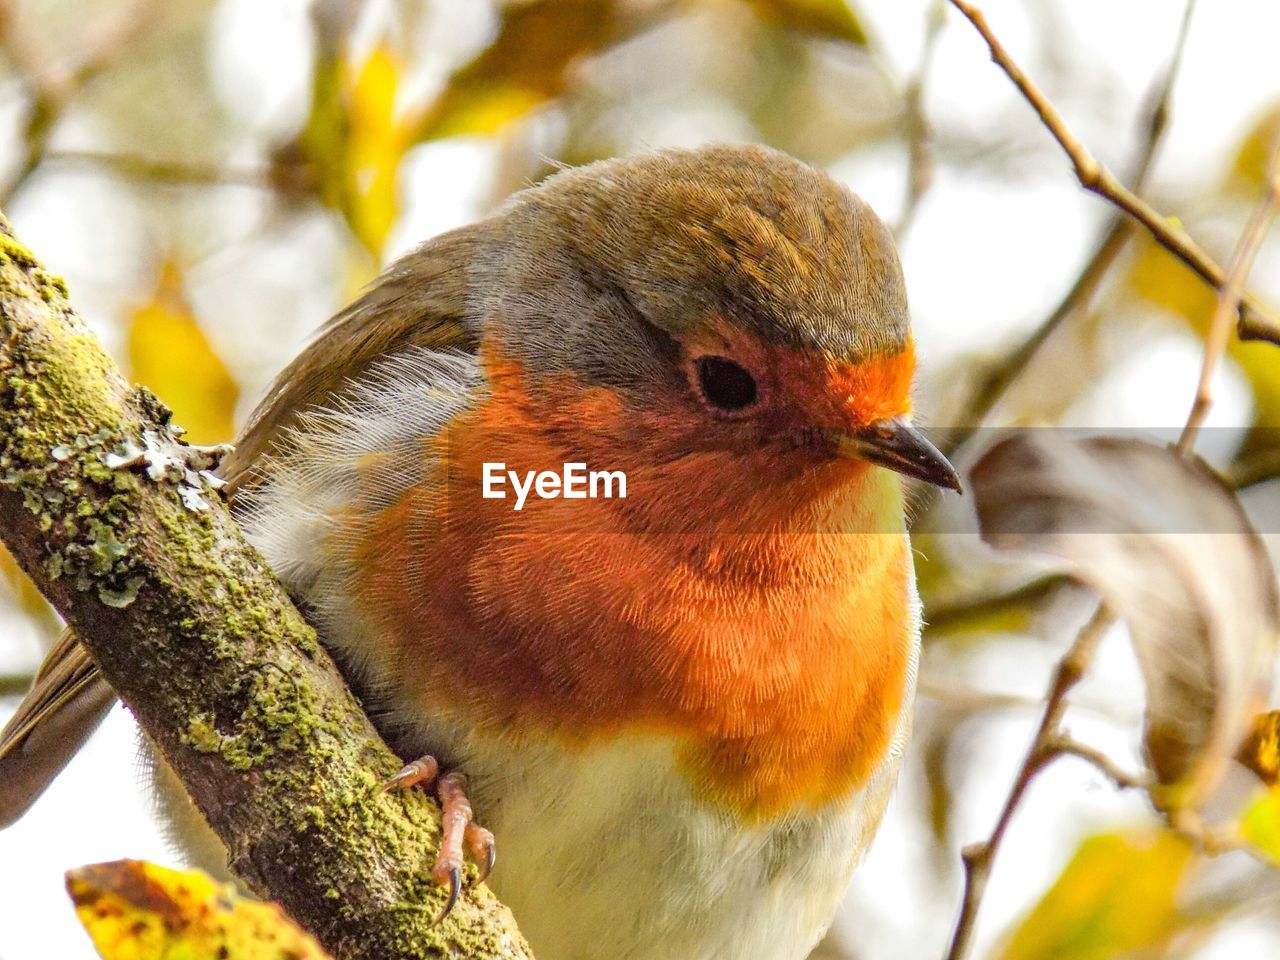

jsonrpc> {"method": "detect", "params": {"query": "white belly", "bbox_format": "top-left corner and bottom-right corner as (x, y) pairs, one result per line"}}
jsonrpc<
(392, 719), (909, 960)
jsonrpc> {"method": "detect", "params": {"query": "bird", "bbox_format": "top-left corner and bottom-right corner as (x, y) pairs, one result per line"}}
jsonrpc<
(0, 143), (959, 960)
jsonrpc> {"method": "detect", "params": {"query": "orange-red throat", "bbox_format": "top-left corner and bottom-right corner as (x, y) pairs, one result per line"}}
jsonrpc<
(348, 340), (924, 820)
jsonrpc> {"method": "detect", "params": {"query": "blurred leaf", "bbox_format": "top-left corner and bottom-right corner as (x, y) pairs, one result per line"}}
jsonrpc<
(741, 0), (867, 45)
(1238, 710), (1280, 786)
(1129, 239), (1280, 427)
(298, 43), (412, 255)
(923, 575), (1066, 641)
(972, 434), (1279, 810)
(998, 830), (1192, 960)
(68, 860), (334, 960)
(1129, 236), (1216, 329)
(1228, 104), (1280, 196)
(0, 543), (57, 628)
(346, 45), (407, 253)
(1240, 787), (1280, 864)
(128, 264), (238, 444)
(416, 0), (661, 141)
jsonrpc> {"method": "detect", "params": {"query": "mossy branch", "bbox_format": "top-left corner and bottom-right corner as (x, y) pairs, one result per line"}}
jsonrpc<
(0, 214), (532, 960)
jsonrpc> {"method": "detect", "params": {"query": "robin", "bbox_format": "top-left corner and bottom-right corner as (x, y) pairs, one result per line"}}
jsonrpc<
(1, 144), (959, 960)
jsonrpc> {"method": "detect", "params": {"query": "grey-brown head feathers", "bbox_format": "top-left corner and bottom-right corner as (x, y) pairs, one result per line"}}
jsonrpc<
(224, 144), (907, 486)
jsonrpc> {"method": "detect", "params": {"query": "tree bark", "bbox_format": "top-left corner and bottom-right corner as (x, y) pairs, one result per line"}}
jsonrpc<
(0, 215), (532, 960)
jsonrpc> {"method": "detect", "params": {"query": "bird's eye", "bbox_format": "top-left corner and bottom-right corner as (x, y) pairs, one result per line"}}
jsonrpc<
(695, 355), (758, 412)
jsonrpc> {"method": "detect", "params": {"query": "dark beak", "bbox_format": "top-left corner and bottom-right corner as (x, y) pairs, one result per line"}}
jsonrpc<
(832, 417), (962, 492)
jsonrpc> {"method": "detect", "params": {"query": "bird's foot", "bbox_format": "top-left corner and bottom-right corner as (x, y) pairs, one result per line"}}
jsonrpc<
(379, 757), (496, 926)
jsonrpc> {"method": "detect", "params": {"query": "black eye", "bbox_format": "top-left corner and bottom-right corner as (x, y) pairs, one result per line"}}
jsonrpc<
(695, 355), (758, 412)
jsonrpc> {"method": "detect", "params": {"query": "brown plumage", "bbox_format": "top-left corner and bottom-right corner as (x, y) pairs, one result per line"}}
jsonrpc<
(0, 144), (958, 960)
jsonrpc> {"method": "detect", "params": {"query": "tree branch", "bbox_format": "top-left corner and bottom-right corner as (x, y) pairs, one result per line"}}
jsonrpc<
(947, 0), (1280, 346)
(942, 605), (1113, 960)
(1178, 146), (1280, 453)
(0, 215), (532, 960)
(0, 0), (164, 204)
(940, 0), (1194, 448)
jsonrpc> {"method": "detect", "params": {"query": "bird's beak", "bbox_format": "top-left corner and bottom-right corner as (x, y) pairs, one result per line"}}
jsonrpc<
(831, 418), (962, 492)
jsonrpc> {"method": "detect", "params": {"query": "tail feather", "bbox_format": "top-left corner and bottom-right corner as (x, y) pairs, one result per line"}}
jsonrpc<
(0, 628), (115, 828)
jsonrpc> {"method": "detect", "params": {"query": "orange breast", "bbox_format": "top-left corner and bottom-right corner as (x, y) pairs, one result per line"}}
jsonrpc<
(347, 353), (916, 821)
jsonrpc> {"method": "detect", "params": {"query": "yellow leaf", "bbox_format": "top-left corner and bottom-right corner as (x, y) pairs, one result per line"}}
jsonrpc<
(0, 543), (57, 626)
(1128, 238), (1280, 427)
(297, 42), (412, 256)
(127, 265), (238, 445)
(1128, 237), (1216, 330)
(416, 0), (630, 141)
(742, 0), (868, 45)
(998, 830), (1193, 960)
(346, 45), (408, 254)
(1241, 788), (1280, 864)
(68, 860), (333, 960)
(1228, 104), (1280, 196)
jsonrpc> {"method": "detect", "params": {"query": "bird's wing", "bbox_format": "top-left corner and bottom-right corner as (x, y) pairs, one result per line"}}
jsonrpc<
(0, 221), (488, 828)
(221, 222), (486, 494)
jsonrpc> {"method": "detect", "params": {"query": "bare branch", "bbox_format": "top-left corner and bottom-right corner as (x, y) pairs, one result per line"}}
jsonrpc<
(922, 572), (1070, 633)
(0, 673), (36, 697)
(943, 605), (1113, 960)
(0, 0), (164, 204)
(947, 0), (1280, 346)
(1048, 735), (1149, 791)
(1178, 147), (1280, 453)
(942, 0), (1196, 445)
(44, 150), (279, 189)
(1228, 447), (1280, 490)
(948, 221), (1131, 443)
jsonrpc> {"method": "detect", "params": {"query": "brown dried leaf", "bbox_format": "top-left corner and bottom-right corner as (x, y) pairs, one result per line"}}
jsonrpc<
(1238, 710), (1280, 786)
(971, 434), (1279, 809)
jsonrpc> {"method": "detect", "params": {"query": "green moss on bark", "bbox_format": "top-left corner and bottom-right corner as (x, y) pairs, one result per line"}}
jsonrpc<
(0, 214), (533, 959)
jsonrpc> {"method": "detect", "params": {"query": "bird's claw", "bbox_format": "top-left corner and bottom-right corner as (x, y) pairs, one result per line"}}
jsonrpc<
(378, 756), (440, 794)
(379, 757), (496, 926)
(472, 827), (496, 885)
(428, 867), (462, 929)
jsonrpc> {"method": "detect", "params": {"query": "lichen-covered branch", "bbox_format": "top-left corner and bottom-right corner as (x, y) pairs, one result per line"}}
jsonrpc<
(0, 215), (532, 960)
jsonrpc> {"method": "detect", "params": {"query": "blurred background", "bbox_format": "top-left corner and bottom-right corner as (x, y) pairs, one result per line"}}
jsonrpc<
(1, 0), (1279, 957)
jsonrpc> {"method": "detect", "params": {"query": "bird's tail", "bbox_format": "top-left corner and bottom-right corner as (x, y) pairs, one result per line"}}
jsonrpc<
(0, 628), (115, 828)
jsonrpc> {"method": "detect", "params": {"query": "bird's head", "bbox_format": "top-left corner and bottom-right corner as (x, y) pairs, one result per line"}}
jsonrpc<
(465, 144), (959, 526)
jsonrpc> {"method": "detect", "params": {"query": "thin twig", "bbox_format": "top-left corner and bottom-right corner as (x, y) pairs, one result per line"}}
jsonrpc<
(919, 681), (1135, 727)
(43, 150), (279, 189)
(947, 0), (1280, 346)
(918, 681), (1043, 713)
(942, 0), (1196, 445)
(923, 572), (1069, 631)
(0, 0), (162, 204)
(1048, 735), (1149, 791)
(943, 605), (1113, 960)
(946, 221), (1131, 444)
(1227, 447), (1280, 490)
(1177, 147), (1280, 454)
